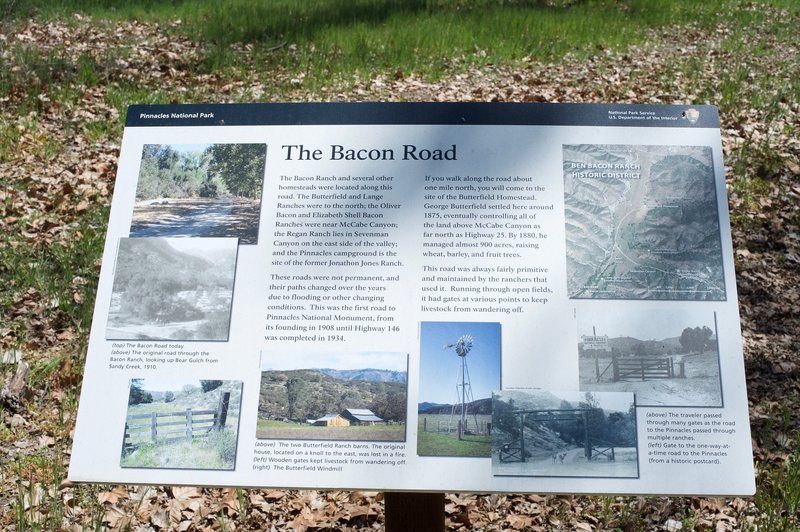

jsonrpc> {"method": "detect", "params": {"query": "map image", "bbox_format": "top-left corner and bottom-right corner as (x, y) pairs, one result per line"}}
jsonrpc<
(563, 144), (725, 300)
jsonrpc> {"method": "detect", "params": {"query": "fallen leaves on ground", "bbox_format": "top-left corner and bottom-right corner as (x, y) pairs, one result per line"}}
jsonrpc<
(1, 3), (798, 530)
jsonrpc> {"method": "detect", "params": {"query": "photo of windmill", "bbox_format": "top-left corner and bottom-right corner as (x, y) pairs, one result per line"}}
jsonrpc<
(417, 322), (501, 458)
(447, 334), (478, 439)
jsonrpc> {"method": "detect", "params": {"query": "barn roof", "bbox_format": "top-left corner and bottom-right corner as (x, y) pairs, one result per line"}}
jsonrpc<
(307, 413), (341, 424)
(343, 408), (383, 422)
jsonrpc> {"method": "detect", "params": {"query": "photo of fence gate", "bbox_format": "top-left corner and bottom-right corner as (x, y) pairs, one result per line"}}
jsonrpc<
(121, 378), (242, 470)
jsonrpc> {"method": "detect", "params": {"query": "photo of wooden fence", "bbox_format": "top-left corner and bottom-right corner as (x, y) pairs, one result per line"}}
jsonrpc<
(120, 379), (241, 470)
(577, 308), (723, 407)
(123, 392), (230, 450)
(492, 389), (638, 478)
(594, 355), (684, 382)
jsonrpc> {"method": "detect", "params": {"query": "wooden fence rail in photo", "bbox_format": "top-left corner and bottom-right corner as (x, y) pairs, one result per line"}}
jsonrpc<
(612, 356), (685, 381)
(123, 392), (230, 451)
(595, 355), (686, 382)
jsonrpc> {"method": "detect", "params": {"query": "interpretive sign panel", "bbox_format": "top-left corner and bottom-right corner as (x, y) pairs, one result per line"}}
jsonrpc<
(69, 103), (754, 495)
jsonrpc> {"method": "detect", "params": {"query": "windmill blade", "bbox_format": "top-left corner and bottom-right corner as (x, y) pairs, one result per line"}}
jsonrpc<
(455, 334), (473, 356)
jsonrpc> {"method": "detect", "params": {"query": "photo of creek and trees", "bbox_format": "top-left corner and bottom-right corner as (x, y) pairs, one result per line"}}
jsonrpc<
(106, 237), (238, 341)
(130, 143), (265, 245)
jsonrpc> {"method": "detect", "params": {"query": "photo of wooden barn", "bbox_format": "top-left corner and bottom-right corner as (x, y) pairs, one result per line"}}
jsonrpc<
(256, 358), (408, 442)
(341, 408), (384, 426)
(310, 414), (350, 427)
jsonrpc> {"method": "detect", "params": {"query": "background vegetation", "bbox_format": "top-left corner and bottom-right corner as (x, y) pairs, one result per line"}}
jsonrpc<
(5, 0), (797, 90)
(122, 380), (241, 470)
(493, 393), (637, 455)
(1, 0), (798, 529)
(137, 143), (266, 200)
(259, 369), (407, 423)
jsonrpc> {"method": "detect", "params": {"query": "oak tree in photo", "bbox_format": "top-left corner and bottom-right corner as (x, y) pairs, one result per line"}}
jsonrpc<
(205, 144), (266, 199)
(128, 379), (153, 405)
(679, 326), (714, 354)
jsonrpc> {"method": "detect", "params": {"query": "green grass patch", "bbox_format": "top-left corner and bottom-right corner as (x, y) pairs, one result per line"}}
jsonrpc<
(0, 45), (101, 114)
(416, 428), (492, 457)
(7, 0), (797, 89)
(189, 0), (731, 87)
(0, 116), (24, 164)
(256, 418), (406, 442)
(754, 435), (800, 531)
(416, 416), (491, 457)
(11, 448), (74, 531)
(121, 428), (238, 470)
(0, 204), (108, 348)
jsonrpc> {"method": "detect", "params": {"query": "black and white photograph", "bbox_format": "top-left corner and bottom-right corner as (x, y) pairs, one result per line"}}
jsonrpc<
(563, 144), (726, 301)
(121, 378), (242, 470)
(492, 389), (638, 478)
(106, 237), (238, 341)
(130, 143), (265, 245)
(578, 307), (723, 407)
(256, 352), (408, 442)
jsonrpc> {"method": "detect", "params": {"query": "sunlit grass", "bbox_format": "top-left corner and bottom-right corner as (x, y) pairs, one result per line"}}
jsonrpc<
(9, 0), (796, 89)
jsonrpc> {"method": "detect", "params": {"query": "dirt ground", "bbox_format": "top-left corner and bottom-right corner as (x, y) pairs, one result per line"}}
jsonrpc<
(130, 196), (262, 244)
(579, 352), (723, 407)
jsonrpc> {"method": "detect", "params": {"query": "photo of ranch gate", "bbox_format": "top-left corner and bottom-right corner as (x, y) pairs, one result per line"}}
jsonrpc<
(121, 378), (242, 470)
(578, 307), (722, 407)
(492, 390), (638, 478)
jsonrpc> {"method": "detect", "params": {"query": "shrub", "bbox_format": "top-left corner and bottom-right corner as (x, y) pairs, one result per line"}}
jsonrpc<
(206, 429), (237, 463)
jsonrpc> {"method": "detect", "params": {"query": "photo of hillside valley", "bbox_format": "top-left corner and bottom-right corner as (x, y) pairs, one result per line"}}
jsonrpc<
(106, 237), (237, 341)
(492, 390), (638, 479)
(257, 367), (407, 442)
(578, 308), (722, 407)
(121, 379), (242, 470)
(130, 143), (265, 244)
(563, 144), (725, 300)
